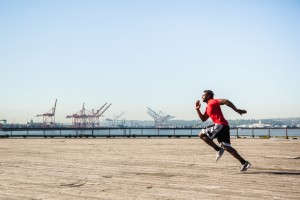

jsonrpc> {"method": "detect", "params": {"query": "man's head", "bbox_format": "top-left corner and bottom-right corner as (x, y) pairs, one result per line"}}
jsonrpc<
(202, 90), (214, 103)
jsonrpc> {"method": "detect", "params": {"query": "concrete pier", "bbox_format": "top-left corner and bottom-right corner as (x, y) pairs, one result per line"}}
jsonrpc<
(0, 138), (299, 199)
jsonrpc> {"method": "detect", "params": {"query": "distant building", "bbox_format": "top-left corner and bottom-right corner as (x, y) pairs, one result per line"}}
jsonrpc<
(238, 120), (272, 128)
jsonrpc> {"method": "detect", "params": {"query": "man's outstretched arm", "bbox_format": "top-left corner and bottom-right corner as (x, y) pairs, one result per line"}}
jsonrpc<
(218, 99), (247, 116)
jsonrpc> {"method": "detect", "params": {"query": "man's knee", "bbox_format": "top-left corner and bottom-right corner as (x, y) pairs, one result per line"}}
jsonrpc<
(199, 132), (207, 140)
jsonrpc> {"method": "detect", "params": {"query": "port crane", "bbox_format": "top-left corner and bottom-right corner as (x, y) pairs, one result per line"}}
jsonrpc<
(106, 111), (125, 127)
(66, 103), (112, 127)
(89, 103), (112, 127)
(147, 107), (175, 128)
(36, 99), (57, 127)
(66, 103), (87, 127)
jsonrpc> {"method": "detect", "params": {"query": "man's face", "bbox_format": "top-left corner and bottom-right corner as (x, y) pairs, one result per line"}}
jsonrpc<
(202, 92), (210, 103)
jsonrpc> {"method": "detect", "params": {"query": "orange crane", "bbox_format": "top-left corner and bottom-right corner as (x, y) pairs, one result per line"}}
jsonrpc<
(66, 103), (112, 127)
(66, 103), (86, 127)
(36, 99), (57, 127)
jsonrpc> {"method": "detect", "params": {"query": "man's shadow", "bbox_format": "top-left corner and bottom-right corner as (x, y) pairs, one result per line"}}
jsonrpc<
(246, 171), (300, 175)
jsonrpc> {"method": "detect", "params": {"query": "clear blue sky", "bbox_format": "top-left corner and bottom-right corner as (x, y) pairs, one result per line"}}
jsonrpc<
(0, 0), (299, 124)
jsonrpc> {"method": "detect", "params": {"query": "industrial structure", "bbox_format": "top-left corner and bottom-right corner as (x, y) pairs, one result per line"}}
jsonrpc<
(66, 103), (111, 128)
(147, 107), (175, 128)
(106, 111), (126, 127)
(36, 99), (57, 127)
(0, 119), (7, 128)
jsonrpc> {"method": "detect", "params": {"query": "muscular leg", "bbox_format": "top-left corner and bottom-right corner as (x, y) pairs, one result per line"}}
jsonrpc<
(223, 145), (246, 164)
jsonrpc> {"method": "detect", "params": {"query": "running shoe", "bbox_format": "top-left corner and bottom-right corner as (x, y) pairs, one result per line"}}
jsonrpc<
(239, 161), (251, 173)
(215, 148), (225, 162)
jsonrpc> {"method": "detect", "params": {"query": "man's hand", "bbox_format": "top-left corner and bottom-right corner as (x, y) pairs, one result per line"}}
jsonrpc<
(236, 109), (247, 115)
(196, 100), (201, 110)
(195, 100), (208, 122)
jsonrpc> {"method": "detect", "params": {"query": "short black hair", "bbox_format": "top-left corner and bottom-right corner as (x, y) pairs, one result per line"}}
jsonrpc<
(204, 90), (214, 98)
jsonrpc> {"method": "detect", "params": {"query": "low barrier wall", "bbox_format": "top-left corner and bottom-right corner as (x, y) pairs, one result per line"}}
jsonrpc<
(1, 127), (299, 139)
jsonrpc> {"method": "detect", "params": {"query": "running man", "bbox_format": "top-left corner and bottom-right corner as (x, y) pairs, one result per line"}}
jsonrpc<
(195, 90), (251, 172)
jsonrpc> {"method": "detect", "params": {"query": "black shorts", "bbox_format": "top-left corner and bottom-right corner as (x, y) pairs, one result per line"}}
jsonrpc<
(201, 124), (231, 147)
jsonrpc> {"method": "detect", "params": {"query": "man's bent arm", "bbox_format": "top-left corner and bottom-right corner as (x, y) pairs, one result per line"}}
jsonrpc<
(195, 100), (209, 122)
(196, 109), (209, 122)
(219, 99), (247, 115)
